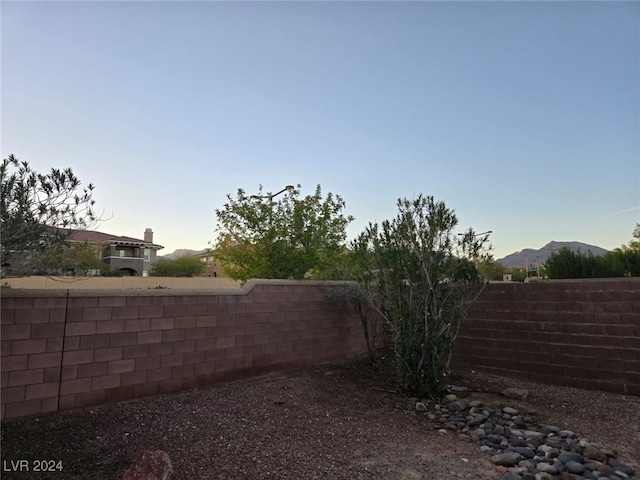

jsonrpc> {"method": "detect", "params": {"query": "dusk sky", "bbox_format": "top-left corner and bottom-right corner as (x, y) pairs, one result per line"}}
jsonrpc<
(2, 1), (639, 260)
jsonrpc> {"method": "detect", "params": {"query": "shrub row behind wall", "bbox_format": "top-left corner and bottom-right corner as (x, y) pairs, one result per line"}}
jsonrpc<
(451, 278), (640, 396)
(0, 280), (367, 420)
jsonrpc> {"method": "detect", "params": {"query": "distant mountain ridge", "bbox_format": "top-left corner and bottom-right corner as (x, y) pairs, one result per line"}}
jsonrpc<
(497, 241), (609, 268)
(159, 248), (208, 260)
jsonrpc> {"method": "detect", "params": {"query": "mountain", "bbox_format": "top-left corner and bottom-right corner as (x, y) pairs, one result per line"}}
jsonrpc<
(158, 248), (209, 260)
(497, 241), (609, 268)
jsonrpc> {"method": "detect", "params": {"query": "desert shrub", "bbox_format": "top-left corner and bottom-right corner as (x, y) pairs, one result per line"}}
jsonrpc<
(346, 195), (489, 396)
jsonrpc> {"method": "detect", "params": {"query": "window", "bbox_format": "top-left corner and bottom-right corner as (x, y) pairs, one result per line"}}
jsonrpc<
(144, 249), (151, 261)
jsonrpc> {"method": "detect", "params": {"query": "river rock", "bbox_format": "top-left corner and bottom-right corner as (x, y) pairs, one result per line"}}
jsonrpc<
(426, 391), (636, 480)
(565, 461), (585, 474)
(583, 445), (606, 462)
(558, 472), (582, 480)
(468, 415), (487, 427)
(511, 447), (535, 459)
(499, 472), (523, 480)
(539, 425), (560, 436)
(449, 401), (467, 412)
(535, 473), (555, 480)
(594, 461), (614, 476)
(488, 433), (507, 444)
(492, 452), (524, 466)
(558, 452), (584, 465)
(609, 459), (635, 476)
(536, 462), (558, 474)
(524, 431), (545, 440)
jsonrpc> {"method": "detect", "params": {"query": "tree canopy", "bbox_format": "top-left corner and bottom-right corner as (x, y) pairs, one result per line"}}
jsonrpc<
(476, 258), (507, 281)
(150, 254), (205, 277)
(1, 155), (98, 275)
(545, 224), (640, 279)
(33, 241), (105, 276)
(212, 184), (353, 282)
(620, 223), (640, 252)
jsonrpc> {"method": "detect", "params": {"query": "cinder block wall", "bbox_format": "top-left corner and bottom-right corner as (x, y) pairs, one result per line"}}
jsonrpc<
(4, 278), (639, 420)
(451, 278), (640, 396)
(1, 280), (366, 420)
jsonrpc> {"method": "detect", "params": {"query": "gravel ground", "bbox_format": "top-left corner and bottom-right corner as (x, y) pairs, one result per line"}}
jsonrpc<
(1, 352), (639, 480)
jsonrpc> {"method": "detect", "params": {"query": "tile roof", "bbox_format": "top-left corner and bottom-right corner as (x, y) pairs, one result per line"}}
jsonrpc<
(67, 230), (163, 249)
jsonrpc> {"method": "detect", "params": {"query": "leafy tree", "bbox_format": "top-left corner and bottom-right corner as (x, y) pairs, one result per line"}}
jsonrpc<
(213, 184), (353, 283)
(610, 223), (640, 276)
(612, 248), (640, 277)
(1, 155), (97, 275)
(507, 267), (527, 282)
(627, 223), (640, 252)
(33, 241), (105, 275)
(150, 254), (205, 277)
(543, 226), (640, 279)
(544, 246), (639, 279)
(151, 258), (179, 276)
(544, 248), (582, 279)
(174, 254), (206, 277)
(476, 258), (506, 281)
(350, 195), (490, 396)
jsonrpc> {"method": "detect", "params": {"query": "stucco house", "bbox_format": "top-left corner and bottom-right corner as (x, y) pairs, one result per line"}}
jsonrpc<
(193, 249), (225, 277)
(69, 228), (163, 276)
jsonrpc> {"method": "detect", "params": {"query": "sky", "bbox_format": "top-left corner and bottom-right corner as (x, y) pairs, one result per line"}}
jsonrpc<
(2, 0), (639, 260)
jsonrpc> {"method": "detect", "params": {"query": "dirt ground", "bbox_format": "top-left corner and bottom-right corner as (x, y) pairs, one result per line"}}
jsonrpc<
(1, 352), (639, 480)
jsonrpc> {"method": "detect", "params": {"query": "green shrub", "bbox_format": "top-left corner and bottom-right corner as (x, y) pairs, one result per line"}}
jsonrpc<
(349, 195), (489, 396)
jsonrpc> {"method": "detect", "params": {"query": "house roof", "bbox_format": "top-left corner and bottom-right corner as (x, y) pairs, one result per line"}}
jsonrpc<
(68, 230), (164, 250)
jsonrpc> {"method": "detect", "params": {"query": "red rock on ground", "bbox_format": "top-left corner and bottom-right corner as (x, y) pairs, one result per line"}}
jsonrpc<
(123, 450), (173, 480)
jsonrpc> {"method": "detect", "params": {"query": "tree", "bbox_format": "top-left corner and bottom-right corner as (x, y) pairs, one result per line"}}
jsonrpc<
(1, 155), (97, 275)
(544, 226), (640, 279)
(627, 223), (640, 252)
(507, 267), (527, 282)
(476, 258), (507, 281)
(213, 184), (353, 283)
(544, 248), (582, 279)
(150, 254), (205, 277)
(611, 223), (640, 276)
(34, 241), (105, 275)
(350, 195), (490, 396)
(544, 246), (638, 279)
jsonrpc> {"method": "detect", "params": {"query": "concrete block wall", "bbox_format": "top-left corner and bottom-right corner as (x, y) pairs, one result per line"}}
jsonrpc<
(1, 280), (366, 420)
(451, 278), (640, 396)
(4, 278), (639, 420)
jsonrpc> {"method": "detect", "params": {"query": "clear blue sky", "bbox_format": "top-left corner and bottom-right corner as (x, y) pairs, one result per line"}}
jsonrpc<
(3, 1), (639, 259)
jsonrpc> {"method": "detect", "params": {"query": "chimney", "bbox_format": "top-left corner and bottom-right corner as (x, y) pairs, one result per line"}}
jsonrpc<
(144, 228), (153, 243)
